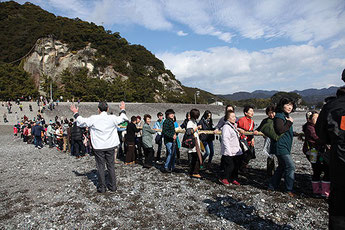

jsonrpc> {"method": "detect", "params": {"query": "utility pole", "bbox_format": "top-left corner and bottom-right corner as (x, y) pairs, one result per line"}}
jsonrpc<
(194, 90), (200, 104)
(50, 81), (53, 102)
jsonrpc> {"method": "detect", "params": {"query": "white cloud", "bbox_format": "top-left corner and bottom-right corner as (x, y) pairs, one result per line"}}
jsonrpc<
(12, 0), (345, 45)
(157, 44), (344, 94)
(90, 0), (173, 30)
(330, 38), (345, 49)
(177, 31), (188, 36)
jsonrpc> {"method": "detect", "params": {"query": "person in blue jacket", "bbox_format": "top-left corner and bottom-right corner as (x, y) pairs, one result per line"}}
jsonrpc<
(268, 97), (296, 197)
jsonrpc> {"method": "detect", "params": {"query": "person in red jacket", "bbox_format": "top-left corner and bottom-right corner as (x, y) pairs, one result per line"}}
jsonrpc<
(237, 105), (258, 170)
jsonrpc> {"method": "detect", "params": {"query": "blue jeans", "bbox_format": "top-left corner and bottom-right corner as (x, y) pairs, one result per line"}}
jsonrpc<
(35, 136), (42, 148)
(164, 142), (176, 170)
(269, 154), (295, 192)
(202, 141), (214, 163)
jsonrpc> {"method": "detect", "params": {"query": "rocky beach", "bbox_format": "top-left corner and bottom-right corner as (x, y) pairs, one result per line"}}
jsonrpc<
(0, 105), (329, 229)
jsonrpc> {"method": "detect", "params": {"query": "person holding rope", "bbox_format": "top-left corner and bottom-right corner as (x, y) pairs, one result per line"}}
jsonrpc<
(219, 110), (243, 186)
(187, 109), (203, 178)
(162, 109), (177, 173)
(237, 105), (258, 171)
(268, 98), (296, 197)
(70, 101), (128, 193)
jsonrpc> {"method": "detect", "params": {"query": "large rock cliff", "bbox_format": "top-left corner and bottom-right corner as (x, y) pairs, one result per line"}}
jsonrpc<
(23, 37), (128, 86)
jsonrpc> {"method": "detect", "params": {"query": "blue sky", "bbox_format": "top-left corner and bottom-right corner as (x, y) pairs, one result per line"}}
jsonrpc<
(7, 0), (345, 94)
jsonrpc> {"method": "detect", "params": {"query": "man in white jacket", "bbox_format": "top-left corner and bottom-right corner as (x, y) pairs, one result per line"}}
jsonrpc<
(70, 101), (128, 193)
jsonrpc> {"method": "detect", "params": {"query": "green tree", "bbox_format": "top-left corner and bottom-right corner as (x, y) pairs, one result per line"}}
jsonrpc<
(0, 64), (39, 100)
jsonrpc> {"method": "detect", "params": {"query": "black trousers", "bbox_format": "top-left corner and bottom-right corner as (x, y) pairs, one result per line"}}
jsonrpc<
(329, 188), (345, 229)
(223, 155), (242, 182)
(311, 161), (330, 181)
(94, 148), (117, 191)
(242, 146), (255, 165)
(175, 146), (180, 160)
(136, 137), (143, 159)
(143, 147), (154, 168)
(126, 142), (136, 163)
(190, 152), (200, 175)
(155, 135), (163, 161)
(73, 140), (85, 157)
(48, 136), (53, 148)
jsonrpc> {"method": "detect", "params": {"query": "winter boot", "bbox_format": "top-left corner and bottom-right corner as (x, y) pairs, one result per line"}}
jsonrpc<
(311, 181), (321, 195)
(321, 181), (330, 198)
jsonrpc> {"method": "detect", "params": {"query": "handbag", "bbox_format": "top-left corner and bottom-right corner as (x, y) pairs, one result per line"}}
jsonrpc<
(240, 139), (249, 152)
(182, 128), (195, 149)
(306, 142), (318, 164)
(155, 134), (162, 144)
(319, 149), (330, 164)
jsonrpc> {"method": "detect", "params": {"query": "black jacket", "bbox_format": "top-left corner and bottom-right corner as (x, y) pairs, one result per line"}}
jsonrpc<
(315, 95), (345, 190)
(126, 123), (139, 143)
(198, 118), (214, 142)
(71, 123), (83, 141)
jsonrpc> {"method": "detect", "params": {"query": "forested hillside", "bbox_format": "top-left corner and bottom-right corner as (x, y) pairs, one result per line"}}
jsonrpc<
(0, 1), (221, 103)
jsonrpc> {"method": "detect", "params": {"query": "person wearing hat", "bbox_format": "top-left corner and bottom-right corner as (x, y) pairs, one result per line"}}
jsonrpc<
(70, 101), (128, 193)
(162, 109), (177, 172)
(316, 69), (345, 229)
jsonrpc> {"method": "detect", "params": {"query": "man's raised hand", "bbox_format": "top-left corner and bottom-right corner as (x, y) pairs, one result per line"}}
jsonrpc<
(119, 101), (125, 110)
(70, 104), (79, 114)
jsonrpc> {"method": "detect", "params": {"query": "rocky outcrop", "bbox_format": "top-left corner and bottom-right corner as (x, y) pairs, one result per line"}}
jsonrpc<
(23, 37), (128, 89)
(157, 73), (184, 94)
(22, 37), (185, 101)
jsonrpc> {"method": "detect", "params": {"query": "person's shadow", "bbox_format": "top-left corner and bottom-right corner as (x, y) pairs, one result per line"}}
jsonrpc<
(204, 196), (293, 229)
(73, 170), (98, 187)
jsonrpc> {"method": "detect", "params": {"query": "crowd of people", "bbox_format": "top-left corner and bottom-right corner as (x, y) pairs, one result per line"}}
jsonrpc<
(10, 96), (336, 199)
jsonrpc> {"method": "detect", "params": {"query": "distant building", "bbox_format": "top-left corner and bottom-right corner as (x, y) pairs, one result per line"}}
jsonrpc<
(210, 101), (223, 106)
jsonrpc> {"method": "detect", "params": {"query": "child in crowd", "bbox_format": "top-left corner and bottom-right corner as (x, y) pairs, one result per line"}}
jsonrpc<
(13, 125), (18, 137)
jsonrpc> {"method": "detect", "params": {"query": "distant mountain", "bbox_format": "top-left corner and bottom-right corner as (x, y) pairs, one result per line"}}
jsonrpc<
(219, 90), (278, 101)
(293, 87), (339, 104)
(219, 87), (340, 104)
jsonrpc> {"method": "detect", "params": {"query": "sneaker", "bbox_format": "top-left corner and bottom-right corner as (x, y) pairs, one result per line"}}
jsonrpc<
(287, 192), (295, 198)
(191, 174), (201, 178)
(162, 168), (172, 173)
(219, 178), (230, 186)
(231, 180), (240, 186)
(97, 188), (106, 193)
